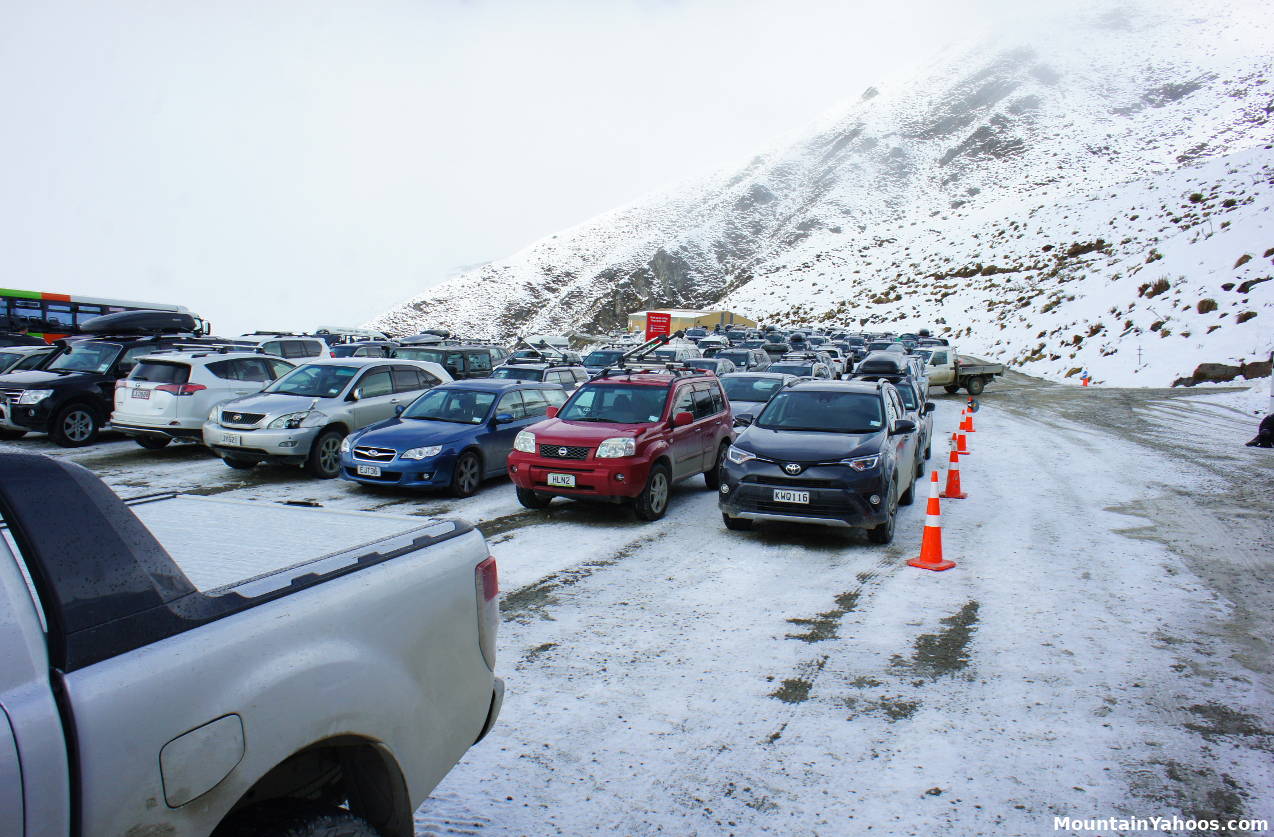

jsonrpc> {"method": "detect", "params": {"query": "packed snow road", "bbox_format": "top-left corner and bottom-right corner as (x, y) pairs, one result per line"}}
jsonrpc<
(5, 373), (1271, 836)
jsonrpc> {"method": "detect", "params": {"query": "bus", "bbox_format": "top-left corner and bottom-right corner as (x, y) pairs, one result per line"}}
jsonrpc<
(0, 288), (191, 343)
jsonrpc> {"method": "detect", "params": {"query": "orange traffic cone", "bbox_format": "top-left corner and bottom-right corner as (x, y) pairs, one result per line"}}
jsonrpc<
(961, 408), (976, 433)
(956, 430), (970, 455)
(940, 440), (967, 499)
(909, 471), (956, 572)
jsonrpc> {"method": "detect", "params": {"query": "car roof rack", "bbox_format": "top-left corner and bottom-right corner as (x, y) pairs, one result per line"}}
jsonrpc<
(592, 331), (710, 380)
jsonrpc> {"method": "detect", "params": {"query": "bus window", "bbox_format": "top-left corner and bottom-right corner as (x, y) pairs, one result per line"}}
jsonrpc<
(75, 304), (104, 326)
(46, 303), (74, 329)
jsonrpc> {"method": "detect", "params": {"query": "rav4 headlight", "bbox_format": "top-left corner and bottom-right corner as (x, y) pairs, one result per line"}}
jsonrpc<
(513, 430), (536, 453)
(595, 436), (636, 458)
(402, 445), (443, 460)
(726, 445), (756, 465)
(842, 455), (880, 471)
(17, 389), (53, 405)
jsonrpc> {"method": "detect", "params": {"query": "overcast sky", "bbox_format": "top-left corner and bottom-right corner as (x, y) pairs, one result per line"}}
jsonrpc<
(2, 0), (1023, 336)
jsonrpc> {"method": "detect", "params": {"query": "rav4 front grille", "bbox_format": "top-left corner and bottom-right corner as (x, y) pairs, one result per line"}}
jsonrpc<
(539, 443), (591, 460)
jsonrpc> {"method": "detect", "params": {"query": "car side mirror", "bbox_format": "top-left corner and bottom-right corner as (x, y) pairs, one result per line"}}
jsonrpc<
(394, 404), (405, 415)
(545, 405), (559, 418)
(923, 402), (936, 414)
(494, 412), (515, 424)
(348, 389), (361, 401)
(733, 414), (754, 427)
(673, 411), (694, 427)
(890, 419), (917, 435)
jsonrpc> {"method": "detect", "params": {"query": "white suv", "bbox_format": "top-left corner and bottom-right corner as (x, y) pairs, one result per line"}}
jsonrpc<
(112, 351), (296, 449)
(238, 333), (330, 361)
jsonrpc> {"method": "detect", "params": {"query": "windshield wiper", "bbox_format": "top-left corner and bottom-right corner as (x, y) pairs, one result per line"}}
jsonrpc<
(409, 415), (468, 423)
(566, 416), (613, 422)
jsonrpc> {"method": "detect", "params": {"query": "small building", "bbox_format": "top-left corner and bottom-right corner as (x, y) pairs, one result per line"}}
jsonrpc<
(626, 309), (757, 333)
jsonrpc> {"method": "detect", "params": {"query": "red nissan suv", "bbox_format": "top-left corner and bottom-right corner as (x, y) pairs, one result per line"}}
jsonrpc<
(507, 370), (735, 520)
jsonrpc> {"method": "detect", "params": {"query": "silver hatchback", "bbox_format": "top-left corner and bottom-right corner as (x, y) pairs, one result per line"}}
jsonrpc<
(203, 358), (452, 478)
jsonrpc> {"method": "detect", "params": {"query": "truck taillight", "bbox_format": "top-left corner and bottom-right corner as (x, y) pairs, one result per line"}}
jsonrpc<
(155, 383), (207, 396)
(475, 556), (498, 670)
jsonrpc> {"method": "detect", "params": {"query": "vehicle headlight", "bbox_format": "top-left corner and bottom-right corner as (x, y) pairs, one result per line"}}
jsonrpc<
(339, 435), (352, 454)
(208, 404), (222, 421)
(842, 455), (880, 471)
(726, 445), (756, 465)
(513, 430), (536, 453)
(267, 410), (327, 430)
(595, 436), (636, 458)
(17, 389), (53, 405)
(401, 445), (443, 460)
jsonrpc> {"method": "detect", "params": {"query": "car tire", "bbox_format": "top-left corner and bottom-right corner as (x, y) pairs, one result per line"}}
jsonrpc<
(703, 440), (729, 490)
(305, 429), (343, 479)
(135, 436), (172, 450)
(222, 456), (257, 470)
(516, 487), (553, 509)
(217, 802), (378, 837)
(967, 376), (986, 395)
(868, 486), (897, 544)
(899, 472), (916, 506)
(924, 441), (932, 460)
(50, 404), (100, 448)
(943, 384), (960, 394)
(450, 451), (482, 498)
(633, 462), (671, 521)
(0, 429), (27, 441)
(722, 513), (753, 531)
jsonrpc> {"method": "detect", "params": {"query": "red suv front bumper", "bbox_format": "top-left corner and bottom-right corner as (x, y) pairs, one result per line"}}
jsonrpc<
(507, 450), (653, 501)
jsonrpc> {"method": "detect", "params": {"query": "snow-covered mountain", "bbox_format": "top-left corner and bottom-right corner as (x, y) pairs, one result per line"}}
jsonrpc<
(370, 0), (1274, 387)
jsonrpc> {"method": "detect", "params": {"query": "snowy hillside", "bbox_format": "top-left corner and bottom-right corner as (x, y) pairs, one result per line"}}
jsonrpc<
(370, 0), (1274, 387)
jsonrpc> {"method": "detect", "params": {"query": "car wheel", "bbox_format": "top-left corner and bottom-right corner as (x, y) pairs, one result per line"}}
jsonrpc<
(868, 487), (897, 544)
(516, 487), (553, 509)
(218, 802), (379, 837)
(703, 440), (729, 489)
(943, 384), (960, 394)
(305, 429), (343, 479)
(222, 456), (257, 470)
(722, 513), (753, 531)
(0, 429), (27, 441)
(135, 436), (172, 450)
(450, 451), (482, 498)
(634, 462), (671, 521)
(924, 441), (932, 460)
(899, 472), (916, 506)
(967, 376), (986, 395)
(51, 404), (100, 447)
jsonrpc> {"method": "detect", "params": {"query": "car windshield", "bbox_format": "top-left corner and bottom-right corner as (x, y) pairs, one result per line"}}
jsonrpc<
(264, 364), (358, 397)
(559, 383), (668, 423)
(768, 363), (813, 376)
(757, 391), (884, 433)
(393, 347), (445, 363)
(583, 350), (626, 367)
(46, 341), (121, 374)
(491, 366), (543, 381)
(403, 387), (497, 423)
(718, 351), (750, 364)
(0, 352), (21, 371)
(722, 377), (784, 402)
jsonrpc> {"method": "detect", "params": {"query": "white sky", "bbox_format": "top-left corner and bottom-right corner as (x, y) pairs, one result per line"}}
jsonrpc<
(1, 0), (1023, 336)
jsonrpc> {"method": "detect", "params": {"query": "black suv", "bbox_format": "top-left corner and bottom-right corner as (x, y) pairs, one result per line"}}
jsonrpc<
(0, 333), (223, 446)
(718, 379), (920, 543)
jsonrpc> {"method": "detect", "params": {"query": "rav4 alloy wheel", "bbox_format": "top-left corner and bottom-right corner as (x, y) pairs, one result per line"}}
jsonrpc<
(51, 404), (100, 447)
(634, 462), (671, 521)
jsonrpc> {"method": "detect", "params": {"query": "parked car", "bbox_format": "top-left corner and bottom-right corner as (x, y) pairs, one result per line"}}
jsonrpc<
(582, 347), (631, 375)
(238, 333), (330, 360)
(507, 369), (735, 521)
(865, 340), (905, 354)
(767, 353), (835, 380)
(850, 368), (936, 465)
(204, 358), (451, 478)
(921, 345), (1005, 395)
(719, 379), (921, 542)
(112, 350), (295, 449)
(379, 344), (508, 380)
(650, 343), (702, 363)
(716, 348), (771, 372)
(341, 380), (568, 495)
(0, 345), (57, 375)
(821, 347), (849, 377)
(490, 360), (589, 392)
(696, 336), (730, 357)
(330, 340), (398, 358)
(0, 451), (502, 837)
(761, 340), (792, 359)
(719, 371), (798, 423)
(684, 357), (737, 376)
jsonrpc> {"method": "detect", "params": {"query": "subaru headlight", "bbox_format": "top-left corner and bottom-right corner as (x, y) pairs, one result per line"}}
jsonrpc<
(513, 430), (536, 453)
(267, 410), (327, 430)
(401, 445), (443, 460)
(17, 389), (53, 405)
(842, 455), (880, 471)
(726, 445), (756, 465)
(595, 436), (636, 458)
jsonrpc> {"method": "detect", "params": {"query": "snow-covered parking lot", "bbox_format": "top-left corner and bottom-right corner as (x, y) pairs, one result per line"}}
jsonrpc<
(7, 373), (1272, 836)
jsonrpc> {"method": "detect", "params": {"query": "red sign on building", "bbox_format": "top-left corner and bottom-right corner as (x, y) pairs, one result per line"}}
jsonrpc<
(645, 312), (672, 340)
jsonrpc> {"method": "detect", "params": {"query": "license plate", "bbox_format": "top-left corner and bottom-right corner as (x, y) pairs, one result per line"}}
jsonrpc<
(547, 473), (576, 488)
(357, 464), (382, 477)
(220, 432), (241, 446)
(773, 489), (810, 504)
(131, 388), (151, 399)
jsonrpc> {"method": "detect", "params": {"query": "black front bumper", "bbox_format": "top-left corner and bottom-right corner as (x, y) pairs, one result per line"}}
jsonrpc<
(718, 460), (889, 529)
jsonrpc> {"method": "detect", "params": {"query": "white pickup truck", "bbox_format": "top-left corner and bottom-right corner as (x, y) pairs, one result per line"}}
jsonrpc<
(0, 452), (503, 837)
(915, 345), (1005, 395)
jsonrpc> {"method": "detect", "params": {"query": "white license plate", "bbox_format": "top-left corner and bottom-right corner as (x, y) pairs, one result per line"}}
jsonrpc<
(356, 464), (382, 477)
(773, 489), (810, 504)
(547, 473), (576, 488)
(220, 432), (241, 446)
(131, 388), (151, 399)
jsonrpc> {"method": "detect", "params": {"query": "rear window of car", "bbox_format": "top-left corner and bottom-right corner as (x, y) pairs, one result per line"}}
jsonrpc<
(130, 361), (190, 384)
(491, 366), (544, 381)
(722, 377), (784, 402)
(768, 363), (811, 376)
